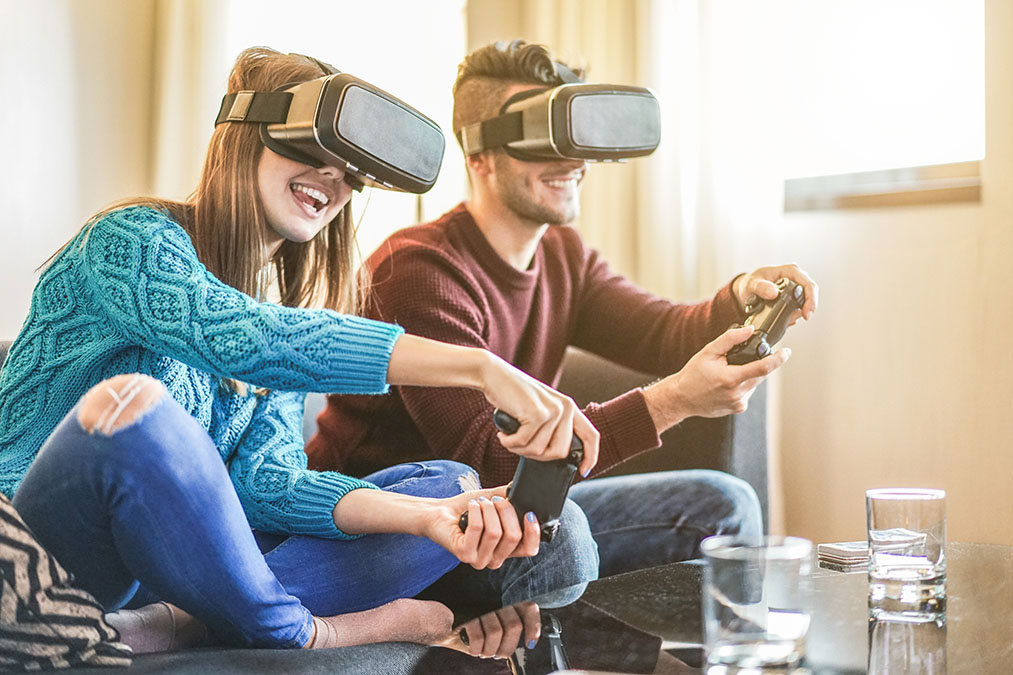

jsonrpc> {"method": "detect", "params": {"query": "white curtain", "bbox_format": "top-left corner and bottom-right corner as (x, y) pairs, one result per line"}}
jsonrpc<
(148, 1), (230, 201)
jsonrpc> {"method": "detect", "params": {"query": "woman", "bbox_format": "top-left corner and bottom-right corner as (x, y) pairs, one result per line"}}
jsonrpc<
(0, 47), (600, 651)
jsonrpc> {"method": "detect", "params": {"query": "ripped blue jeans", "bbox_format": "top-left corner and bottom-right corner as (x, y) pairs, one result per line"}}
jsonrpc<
(12, 389), (597, 648)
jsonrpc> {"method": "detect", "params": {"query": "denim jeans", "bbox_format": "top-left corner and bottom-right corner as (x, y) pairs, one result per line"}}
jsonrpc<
(255, 464), (598, 616)
(12, 391), (598, 647)
(567, 469), (763, 577)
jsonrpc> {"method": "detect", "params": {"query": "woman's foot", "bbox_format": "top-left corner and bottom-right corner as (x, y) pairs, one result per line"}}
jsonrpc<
(105, 602), (207, 654)
(306, 598), (453, 649)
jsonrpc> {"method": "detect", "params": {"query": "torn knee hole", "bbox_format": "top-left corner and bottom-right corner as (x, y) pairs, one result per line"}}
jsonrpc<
(78, 374), (167, 435)
(457, 471), (481, 493)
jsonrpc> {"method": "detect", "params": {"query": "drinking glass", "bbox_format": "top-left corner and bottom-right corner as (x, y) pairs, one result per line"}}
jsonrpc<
(866, 488), (946, 621)
(868, 615), (946, 674)
(701, 535), (812, 670)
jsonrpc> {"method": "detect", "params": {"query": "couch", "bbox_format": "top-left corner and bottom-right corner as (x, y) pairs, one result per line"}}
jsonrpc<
(0, 340), (767, 673)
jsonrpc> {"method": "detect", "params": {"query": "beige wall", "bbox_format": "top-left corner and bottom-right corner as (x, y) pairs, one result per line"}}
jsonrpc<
(775, 0), (1012, 545)
(0, 0), (157, 338)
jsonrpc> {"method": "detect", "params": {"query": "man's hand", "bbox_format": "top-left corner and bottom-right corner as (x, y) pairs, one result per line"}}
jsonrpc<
(642, 325), (789, 432)
(426, 486), (542, 570)
(732, 263), (818, 322)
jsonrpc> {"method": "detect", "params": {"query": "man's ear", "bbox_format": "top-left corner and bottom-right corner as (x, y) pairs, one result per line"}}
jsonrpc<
(466, 151), (494, 178)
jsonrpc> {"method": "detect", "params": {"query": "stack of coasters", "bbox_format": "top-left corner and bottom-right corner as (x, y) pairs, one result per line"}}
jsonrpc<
(817, 541), (869, 572)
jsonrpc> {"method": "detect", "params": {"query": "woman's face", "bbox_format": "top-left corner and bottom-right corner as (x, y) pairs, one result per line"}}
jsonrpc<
(257, 148), (353, 252)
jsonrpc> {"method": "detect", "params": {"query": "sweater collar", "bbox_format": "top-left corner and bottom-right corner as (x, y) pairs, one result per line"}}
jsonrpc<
(452, 203), (541, 290)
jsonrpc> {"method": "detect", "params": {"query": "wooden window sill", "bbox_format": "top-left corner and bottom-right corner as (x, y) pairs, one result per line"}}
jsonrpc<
(783, 160), (982, 212)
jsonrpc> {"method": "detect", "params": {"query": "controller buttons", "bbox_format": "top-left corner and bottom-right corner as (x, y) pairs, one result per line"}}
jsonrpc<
(756, 341), (770, 357)
(793, 284), (804, 302)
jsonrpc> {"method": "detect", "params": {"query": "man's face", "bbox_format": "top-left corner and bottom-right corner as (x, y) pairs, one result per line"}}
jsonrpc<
(490, 151), (586, 226)
(482, 83), (588, 226)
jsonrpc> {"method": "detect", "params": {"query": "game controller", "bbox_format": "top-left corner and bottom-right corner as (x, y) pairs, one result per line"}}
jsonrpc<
(726, 277), (805, 365)
(458, 410), (583, 542)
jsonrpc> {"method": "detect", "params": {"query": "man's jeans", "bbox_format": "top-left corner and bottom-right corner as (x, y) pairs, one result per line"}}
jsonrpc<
(568, 470), (763, 577)
(12, 392), (597, 648)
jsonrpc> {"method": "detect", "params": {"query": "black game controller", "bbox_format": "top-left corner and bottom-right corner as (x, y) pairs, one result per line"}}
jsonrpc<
(726, 277), (805, 365)
(458, 410), (583, 542)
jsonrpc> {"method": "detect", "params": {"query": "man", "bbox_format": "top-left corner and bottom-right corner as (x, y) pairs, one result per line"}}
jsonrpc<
(306, 40), (818, 577)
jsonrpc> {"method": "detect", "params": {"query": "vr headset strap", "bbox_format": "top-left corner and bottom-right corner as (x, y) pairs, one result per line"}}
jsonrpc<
(459, 63), (578, 154)
(214, 91), (294, 126)
(459, 111), (524, 155)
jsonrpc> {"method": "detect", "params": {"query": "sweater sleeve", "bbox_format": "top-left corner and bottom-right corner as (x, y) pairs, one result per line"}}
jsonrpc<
(570, 239), (744, 377)
(79, 207), (402, 394)
(228, 389), (378, 539)
(365, 246), (523, 485)
(357, 243), (644, 484)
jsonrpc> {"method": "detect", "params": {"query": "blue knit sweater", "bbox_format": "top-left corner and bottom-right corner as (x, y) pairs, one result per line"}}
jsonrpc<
(0, 206), (404, 540)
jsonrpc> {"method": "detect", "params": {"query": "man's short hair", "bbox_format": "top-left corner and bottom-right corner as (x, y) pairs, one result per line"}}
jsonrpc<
(452, 39), (586, 146)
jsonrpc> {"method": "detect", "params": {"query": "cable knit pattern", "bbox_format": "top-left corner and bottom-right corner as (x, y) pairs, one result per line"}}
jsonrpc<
(0, 206), (403, 539)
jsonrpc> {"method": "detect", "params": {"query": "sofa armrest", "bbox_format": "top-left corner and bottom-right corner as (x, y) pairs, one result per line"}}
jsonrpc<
(556, 347), (769, 530)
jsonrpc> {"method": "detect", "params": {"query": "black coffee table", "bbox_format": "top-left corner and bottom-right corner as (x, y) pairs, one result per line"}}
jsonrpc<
(431, 541), (1011, 673)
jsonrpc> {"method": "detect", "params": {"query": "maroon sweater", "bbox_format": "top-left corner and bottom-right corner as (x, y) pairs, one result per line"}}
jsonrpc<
(305, 203), (744, 486)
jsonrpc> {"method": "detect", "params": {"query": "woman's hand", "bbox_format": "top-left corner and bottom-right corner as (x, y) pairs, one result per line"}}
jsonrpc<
(332, 485), (540, 569)
(385, 335), (600, 476)
(477, 354), (599, 476)
(424, 485), (542, 570)
(436, 601), (541, 659)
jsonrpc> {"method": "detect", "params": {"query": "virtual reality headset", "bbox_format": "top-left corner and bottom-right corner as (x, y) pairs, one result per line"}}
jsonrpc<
(458, 83), (661, 162)
(216, 70), (445, 194)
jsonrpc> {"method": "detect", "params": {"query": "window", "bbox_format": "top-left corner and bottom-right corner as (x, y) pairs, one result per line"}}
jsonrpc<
(778, 0), (984, 179)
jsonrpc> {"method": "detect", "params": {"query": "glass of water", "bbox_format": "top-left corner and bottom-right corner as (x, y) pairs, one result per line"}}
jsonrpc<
(868, 615), (946, 674)
(701, 535), (813, 670)
(866, 488), (946, 621)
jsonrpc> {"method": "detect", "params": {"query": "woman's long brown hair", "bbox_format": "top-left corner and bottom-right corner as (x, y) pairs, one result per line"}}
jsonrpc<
(69, 47), (363, 314)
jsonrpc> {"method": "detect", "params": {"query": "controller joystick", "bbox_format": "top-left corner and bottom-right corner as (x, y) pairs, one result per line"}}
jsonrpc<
(726, 277), (804, 366)
(458, 411), (583, 542)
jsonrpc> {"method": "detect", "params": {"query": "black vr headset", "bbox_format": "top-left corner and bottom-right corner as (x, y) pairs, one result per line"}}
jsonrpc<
(215, 58), (445, 194)
(457, 66), (661, 162)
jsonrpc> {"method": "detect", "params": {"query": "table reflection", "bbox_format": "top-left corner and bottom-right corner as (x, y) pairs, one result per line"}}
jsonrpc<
(868, 615), (946, 674)
(420, 589), (698, 674)
(396, 543), (1007, 673)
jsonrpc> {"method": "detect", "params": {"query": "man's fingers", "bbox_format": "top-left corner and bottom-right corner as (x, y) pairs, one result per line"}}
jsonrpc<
(801, 279), (819, 319)
(732, 347), (791, 379)
(774, 263), (818, 319)
(707, 324), (756, 356)
(752, 277), (780, 300)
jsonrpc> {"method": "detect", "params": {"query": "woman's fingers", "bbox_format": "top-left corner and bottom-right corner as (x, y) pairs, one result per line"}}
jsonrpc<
(486, 497), (523, 568)
(468, 497), (500, 568)
(572, 413), (600, 477)
(516, 601), (542, 650)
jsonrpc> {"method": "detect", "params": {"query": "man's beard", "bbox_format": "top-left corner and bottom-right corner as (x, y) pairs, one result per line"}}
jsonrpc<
(493, 155), (580, 226)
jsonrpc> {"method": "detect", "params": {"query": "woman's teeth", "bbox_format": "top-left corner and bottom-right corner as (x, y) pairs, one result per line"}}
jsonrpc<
(291, 184), (329, 212)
